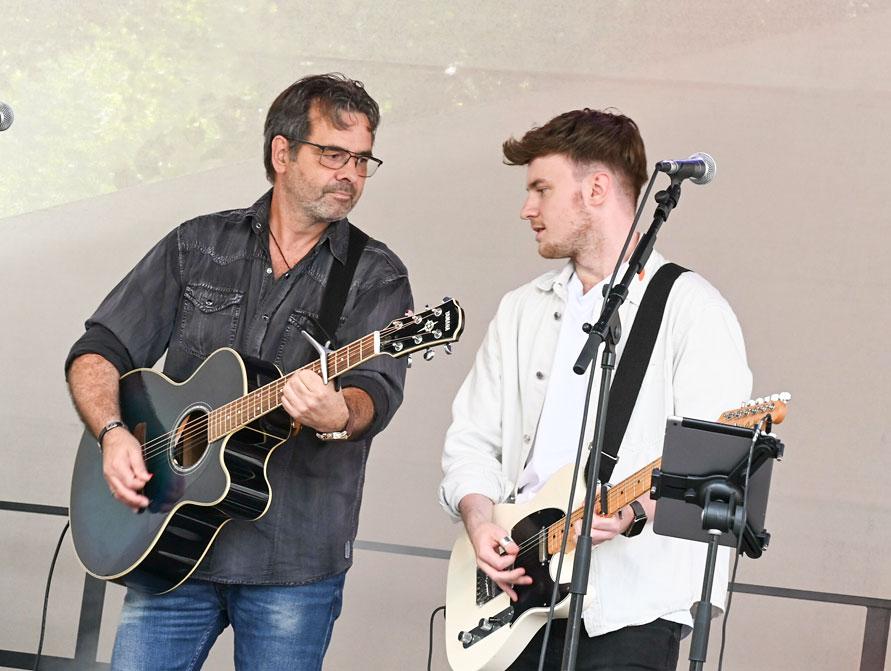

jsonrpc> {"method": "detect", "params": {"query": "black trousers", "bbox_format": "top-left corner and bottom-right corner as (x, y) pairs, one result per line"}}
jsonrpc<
(507, 618), (682, 671)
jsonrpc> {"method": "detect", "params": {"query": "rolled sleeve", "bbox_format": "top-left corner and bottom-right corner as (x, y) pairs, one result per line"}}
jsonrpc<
(337, 273), (413, 439)
(64, 323), (135, 378)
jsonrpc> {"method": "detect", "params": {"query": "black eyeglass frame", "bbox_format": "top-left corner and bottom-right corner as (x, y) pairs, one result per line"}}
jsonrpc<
(289, 138), (383, 177)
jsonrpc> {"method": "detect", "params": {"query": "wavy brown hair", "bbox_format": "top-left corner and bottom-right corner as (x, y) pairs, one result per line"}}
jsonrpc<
(503, 108), (648, 204)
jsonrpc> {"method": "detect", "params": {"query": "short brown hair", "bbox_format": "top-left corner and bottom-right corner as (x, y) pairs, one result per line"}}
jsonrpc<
(263, 73), (381, 183)
(503, 108), (648, 204)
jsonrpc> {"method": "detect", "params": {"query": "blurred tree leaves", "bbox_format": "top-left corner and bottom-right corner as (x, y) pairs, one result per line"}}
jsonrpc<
(0, 1), (867, 219)
(0, 1), (268, 218)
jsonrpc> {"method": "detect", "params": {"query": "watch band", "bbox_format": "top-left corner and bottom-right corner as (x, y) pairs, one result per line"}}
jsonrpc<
(97, 420), (125, 449)
(315, 429), (351, 441)
(315, 403), (356, 442)
(622, 499), (647, 538)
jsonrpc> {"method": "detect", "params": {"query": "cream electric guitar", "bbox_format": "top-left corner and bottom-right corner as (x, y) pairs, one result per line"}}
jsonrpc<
(444, 394), (790, 671)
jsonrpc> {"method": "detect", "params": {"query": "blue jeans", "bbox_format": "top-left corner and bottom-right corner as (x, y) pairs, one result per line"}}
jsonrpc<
(111, 574), (345, 671)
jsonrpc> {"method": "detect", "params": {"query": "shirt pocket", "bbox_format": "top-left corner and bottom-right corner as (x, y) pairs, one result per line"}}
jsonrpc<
(274, 308), (319, 367)
(177, 283), (244, 359)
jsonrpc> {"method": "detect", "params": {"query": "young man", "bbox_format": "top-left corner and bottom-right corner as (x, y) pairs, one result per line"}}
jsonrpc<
(440, 109), (752, 670)
(66, 73), (413, 670)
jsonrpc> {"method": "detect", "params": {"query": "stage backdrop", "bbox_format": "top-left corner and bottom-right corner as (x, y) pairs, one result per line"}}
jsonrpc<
(1, 3), (889, 670)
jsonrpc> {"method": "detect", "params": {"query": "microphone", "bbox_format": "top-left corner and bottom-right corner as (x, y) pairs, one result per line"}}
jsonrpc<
(0, 102), (13, 132)
(655, 152), (716, 185)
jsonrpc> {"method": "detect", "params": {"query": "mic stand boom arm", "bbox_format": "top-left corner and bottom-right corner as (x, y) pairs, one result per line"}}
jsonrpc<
(561, 178), (683, 671)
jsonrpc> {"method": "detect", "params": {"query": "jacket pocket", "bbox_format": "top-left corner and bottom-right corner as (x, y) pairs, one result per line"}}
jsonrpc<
(177, 283), (243, 359)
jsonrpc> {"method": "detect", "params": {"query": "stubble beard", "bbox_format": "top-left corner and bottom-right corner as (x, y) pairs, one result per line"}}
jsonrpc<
(293, 180), (357, 224)
(538, 212), (602, 262)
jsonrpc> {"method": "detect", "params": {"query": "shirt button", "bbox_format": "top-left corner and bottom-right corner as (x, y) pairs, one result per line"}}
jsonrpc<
(262, 314), (269, 321)
(284, 272), (290, 279)
(523, 434), (532, 444)
(553, 311), (561, 320)
(266, 267), (272, 275)
(535, 371), (545, 380)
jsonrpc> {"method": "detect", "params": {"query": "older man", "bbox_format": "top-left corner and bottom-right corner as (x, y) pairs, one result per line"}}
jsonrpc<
(67, 73), (412, 670)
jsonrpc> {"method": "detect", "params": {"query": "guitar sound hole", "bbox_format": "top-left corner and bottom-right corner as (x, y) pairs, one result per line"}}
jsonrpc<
(171, 408), (210, 472)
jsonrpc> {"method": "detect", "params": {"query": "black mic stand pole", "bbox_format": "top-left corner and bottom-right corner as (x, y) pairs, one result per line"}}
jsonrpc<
(560, 179), (683, 670)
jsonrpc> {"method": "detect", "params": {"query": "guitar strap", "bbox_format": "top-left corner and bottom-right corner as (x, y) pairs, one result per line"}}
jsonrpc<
(317, 223), (369, 344)
(584, 262), (689, 486)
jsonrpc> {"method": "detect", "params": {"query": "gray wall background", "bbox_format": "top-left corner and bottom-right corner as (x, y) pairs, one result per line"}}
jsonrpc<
(1, 3), (889, 669)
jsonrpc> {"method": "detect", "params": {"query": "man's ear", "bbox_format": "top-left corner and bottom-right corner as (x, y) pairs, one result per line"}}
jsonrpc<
(270, 135), (292, 176)
(582, 170), (611, 208)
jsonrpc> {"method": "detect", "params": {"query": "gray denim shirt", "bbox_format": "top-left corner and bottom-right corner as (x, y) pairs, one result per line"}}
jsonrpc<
(67, 190), (413, 585)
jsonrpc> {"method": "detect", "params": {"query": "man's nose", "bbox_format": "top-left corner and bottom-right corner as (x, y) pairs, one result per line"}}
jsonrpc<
(334, 156), (364, 182)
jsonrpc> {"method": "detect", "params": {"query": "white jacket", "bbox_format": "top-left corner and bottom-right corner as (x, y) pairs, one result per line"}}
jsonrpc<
(440, 251), (753, 636)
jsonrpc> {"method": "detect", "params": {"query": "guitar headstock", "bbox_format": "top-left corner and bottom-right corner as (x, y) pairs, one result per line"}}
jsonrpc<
(379, 298), (465, 359)
(718, 392), (791, 429)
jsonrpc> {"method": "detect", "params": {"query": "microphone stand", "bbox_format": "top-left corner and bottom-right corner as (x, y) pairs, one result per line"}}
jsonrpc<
(560, 178), (684, 670)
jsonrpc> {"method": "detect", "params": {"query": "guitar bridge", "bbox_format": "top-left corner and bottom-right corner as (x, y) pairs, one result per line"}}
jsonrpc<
(476, 569), (503, 606)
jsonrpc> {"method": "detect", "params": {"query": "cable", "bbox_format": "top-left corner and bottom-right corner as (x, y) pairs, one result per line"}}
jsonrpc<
(33, 520), (70, 671)
(716, 416), (768, 671)
(428, 604), (446, 671)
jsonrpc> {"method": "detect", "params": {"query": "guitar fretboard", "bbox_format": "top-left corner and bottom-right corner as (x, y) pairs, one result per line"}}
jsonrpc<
(206, 333), (378, 442)
(545, 458), (661, 555)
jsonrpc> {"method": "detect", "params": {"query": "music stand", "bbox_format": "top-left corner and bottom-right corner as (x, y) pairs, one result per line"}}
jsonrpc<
(650, 416), (784, 671)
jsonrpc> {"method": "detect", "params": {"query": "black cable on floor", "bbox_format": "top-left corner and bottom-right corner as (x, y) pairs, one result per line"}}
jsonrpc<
(428, 604), (446, 671)
(33, 519), (70, 671)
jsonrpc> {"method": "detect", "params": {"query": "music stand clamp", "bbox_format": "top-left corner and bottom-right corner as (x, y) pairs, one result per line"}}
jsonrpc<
(650, 417), (784, 671)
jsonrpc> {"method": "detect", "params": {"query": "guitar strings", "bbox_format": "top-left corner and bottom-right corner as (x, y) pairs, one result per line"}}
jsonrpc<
(132, 327), (436, 464)
(134, 330), (395, 462)
(130, 330), (384, 461)
(501, 408), (776, 566)
(502, 465), (655, 565)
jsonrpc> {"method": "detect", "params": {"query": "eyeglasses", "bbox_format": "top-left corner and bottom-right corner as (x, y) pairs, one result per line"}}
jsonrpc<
(290, 139), (383, 177)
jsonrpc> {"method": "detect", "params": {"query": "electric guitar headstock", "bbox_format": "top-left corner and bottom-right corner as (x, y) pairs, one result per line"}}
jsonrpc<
(379, 298), (465, 361)
(719, 392), (791, 429)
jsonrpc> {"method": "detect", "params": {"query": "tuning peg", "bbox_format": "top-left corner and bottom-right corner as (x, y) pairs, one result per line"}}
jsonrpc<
(442, 296), (452, 302)
(445, 344), (453, 355)
(423, 348), (435, 361)
(405, 309), (414, 317)
(407, 354), (413, 368)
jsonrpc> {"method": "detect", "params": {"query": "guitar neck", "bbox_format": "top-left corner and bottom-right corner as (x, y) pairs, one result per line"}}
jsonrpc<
(206, 333), (380, 442)
(543, 393), (790, 556)
(546, 458), (661, 555)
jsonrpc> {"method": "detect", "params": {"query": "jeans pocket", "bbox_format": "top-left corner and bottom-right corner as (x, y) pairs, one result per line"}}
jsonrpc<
(177, 283), (243, 359)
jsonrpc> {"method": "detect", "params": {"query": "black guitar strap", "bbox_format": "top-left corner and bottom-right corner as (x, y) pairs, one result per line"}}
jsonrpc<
(585, 262), (689, 485)
(317, 223), (369, 344)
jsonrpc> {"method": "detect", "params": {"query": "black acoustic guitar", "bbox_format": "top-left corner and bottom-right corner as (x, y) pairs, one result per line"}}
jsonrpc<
(70, 299), (464, 594)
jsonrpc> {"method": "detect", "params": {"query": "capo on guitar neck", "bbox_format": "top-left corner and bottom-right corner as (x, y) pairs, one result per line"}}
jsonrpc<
(301, 330), (338, 389)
